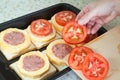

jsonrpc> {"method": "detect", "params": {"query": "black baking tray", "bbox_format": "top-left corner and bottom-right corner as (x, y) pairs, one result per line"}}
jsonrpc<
(0, 3), (107, 80)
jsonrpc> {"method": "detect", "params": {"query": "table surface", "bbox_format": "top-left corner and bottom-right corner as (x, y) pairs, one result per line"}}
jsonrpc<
(0, 0), (120, 80)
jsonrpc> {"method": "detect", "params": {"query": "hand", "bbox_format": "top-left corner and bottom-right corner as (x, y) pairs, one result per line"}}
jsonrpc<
(76, 0), (120, 34)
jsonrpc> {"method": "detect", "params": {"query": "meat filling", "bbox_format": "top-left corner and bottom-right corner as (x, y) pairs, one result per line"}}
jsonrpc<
(52, 44), (72, 59)
(23, 55), (45, 71)
(4, 31), (25, 45)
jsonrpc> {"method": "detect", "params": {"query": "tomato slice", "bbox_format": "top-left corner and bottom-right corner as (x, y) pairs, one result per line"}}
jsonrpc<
(82, 53), (109, 80)
(55, 11), (76, 26)
(68, 46), (94, 70)
(30, 19), (52, 36)
(62, 21), (87, 44)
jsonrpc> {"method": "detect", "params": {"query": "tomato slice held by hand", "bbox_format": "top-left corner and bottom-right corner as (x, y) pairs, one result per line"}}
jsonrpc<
(30, 19), (52, 36)
(62, 21), (87, 44)
(82, 53), (109, 80)
(55, 11), (76, 26)
(68, 46), (94, 70)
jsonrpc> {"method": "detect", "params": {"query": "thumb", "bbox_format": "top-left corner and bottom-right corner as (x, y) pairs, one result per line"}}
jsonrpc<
(77, 10), (97, 25)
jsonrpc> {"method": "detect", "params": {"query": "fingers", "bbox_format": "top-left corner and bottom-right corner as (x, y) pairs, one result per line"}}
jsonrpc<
(86, 21), (95, 34)
(86, 17), (97, 34)
(78, 8), (98, 26)
(85, 17), (104, 34)
(77, 9), (104, 34)
(90, 17), (104, 34)
(76, 5), (90, 21)
(87, 11), (116, 34)
(91, 23), (103, 34)
(77, 10), (117, 34)
(76, 3), (96, 25)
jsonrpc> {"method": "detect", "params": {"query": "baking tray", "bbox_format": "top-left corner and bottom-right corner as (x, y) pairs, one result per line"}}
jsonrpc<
(0, 3), (107, 80)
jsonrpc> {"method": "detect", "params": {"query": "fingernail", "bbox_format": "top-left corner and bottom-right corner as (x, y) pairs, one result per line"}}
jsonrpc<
(91, 30), (96, 34)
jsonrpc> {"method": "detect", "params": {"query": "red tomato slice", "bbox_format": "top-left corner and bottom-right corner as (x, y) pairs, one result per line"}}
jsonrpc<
(62, 21), (87, 44)
(30, 19), (52, 36)
(55, 11), (76, 26)
(68, 46), (94, 70)
(82, 53), (109, 80)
